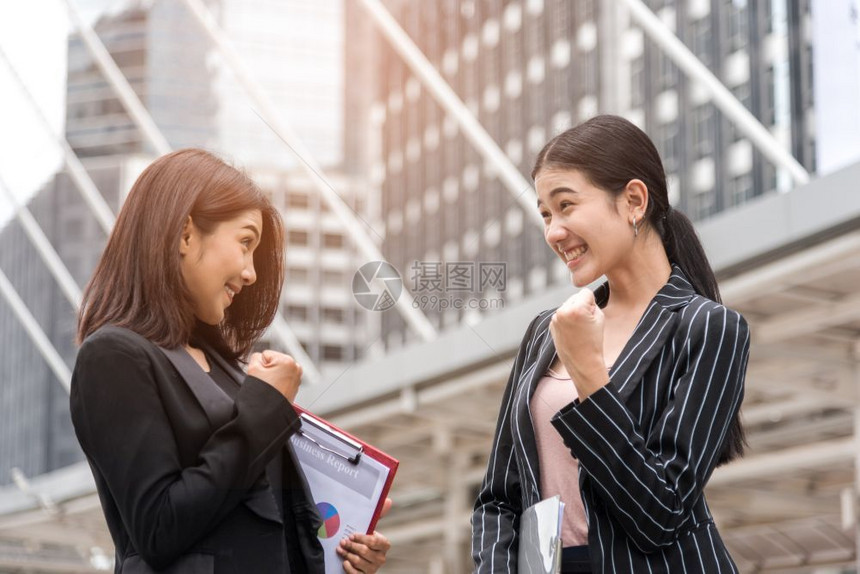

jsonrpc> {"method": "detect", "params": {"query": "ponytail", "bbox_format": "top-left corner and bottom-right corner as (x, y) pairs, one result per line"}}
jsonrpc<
(533, 115), (746, 465)
(660, 208), (721, 304)
(661, 208), (745, 465)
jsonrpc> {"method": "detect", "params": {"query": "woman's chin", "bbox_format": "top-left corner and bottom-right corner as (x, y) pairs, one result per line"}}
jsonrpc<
(195, 311), (224, 326)
(569, 267), (598, 288)
(570, 274), (587, 288)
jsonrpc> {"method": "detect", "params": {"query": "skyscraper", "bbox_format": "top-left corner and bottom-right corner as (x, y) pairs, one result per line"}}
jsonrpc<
(0, 0), (361, 484)
(345, 0), (821, 346)
(67, 0), (344, 169)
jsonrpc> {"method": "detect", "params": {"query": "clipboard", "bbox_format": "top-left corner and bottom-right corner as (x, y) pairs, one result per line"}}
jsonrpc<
(518, 495), (564, 574)
(291, 404), (398, 536)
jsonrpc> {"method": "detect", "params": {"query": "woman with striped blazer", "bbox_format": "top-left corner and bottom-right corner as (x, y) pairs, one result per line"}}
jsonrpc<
(472, 115), (750, 573)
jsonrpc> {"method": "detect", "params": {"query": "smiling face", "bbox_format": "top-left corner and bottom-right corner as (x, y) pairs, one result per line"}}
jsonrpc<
(536, 168), (637, 287)
(179, 209), (263, 325)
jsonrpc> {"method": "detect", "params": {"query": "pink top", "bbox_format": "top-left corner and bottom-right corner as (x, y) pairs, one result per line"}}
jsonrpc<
(530, 368), (589, 546)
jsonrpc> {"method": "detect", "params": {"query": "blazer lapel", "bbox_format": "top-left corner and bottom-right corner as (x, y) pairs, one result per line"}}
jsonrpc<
(608, 304), (679, 401)
(527, 332), (559, 401)
(202, 343), (246, 385)
(511, 319), (558, 500)
(158, 346), (234, 429)
(605, 265), (695, 402)
(160, 345), (290, 528)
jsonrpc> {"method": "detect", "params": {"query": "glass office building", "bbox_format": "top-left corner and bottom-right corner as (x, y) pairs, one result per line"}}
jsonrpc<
(345, 0), (818, 347)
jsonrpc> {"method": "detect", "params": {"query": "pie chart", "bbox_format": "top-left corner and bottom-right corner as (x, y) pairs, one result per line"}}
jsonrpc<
(316, 502), (341, 538)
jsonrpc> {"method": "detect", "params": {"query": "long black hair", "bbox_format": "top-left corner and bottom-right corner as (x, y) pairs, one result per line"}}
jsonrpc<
(532, 114), (745, 465)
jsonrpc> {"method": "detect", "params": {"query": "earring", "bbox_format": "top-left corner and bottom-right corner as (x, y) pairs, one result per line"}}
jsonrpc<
(632, 215), (639, 237)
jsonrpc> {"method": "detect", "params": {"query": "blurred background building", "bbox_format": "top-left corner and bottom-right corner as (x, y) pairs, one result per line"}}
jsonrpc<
(2, 0), (860, 572)
(0, 0), (373, 486)
(345, 0), (833, 347)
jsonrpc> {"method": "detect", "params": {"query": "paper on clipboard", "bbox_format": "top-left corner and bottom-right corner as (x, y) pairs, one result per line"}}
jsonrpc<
(290, 406), (398, 574)
(518, 495), (564, 574)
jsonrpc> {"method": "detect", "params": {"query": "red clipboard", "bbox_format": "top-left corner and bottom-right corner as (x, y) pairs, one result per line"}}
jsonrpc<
(293, 404), (398, 534)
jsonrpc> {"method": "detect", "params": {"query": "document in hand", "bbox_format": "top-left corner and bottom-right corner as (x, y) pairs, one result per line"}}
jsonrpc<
(290, 405), (398, 574)
(518, 495), (564, 574)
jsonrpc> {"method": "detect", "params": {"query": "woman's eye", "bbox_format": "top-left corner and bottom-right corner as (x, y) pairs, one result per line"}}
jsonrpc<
(560, 201), (574, 210)
(540, 211), (551, 220)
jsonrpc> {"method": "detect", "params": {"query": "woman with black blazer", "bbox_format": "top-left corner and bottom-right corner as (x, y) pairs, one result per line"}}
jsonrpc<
(472, 115), (750, 573)
(71, 149), (390, 574)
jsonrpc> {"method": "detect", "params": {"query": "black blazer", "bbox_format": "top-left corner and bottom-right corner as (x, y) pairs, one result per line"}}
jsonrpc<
(472, 265), (750, 573)
(70, 325), (325, 574)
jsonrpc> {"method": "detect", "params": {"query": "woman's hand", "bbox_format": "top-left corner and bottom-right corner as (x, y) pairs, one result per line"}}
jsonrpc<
(336, 498), (392, 573)
(247, 350), (302, 402)
(549, 288), (609, 399)
(337, 532), (391, 573)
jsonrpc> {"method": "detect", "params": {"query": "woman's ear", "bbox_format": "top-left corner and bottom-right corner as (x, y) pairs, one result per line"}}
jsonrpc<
(623, 179), (649, 221)
(179, 216), (195, 256)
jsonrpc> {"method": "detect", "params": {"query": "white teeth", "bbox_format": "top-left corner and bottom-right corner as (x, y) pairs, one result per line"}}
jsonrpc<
(225, 287), (235, 298)
(563, 246), (588, 261)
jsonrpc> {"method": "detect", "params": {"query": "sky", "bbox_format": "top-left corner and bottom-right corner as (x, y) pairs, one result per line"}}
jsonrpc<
(0, 0), (114, 228)
(0, 0), (344, 230)
(0, 1), (69, 227)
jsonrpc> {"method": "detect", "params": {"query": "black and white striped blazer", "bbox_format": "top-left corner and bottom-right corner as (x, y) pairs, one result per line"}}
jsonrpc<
(472, 265), (750, 573)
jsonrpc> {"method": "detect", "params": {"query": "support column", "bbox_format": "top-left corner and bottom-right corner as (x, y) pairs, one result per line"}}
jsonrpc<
(427, 556), (444, 574)
(443, 446), (470, 574)
(853, 341), (860, 571)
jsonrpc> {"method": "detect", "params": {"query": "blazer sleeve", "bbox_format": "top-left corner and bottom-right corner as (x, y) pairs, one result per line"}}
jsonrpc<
(70, 332), (301, 570)
(551, 305), (750, 552)
(471, 313), (542, 573)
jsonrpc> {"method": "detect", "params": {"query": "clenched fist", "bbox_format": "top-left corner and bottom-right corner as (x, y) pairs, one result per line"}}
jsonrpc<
(247, 350), (302, 402)
(549, 288), (609, 399)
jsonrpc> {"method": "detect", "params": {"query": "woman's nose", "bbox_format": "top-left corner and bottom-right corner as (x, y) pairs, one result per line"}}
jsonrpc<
(242, 261), (257, 286)
(545, 220), (568, 244)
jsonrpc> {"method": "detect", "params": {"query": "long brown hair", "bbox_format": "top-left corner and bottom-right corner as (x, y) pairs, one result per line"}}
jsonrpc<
(532, 115), (745, 465)
(78, 148), (285, 360)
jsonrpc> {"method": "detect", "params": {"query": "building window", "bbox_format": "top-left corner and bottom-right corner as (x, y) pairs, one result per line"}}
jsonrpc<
(692, 104), (713, 157)
(322, 270), (343, 285)
(763, 0), (773, 34)
(727, 1), (748, 52)
(576, 0), (595, 22)
(323, 345), (344, 361)
(288, 230), (309, 246)
(806, 137), (817, 173)
(322, 307), (345, 323)
(805, 45), (814, 107)
(765, 65), (776, 126)
(730, 173), (754, 206)
(729, 82), (751, 141)
(657, 123), (680, 172)
(288, 193), (309, 209)
(285, 304), (308, 321)
(658, 50), (677, 90)
(552, 1), (572, 41)
(287, 267), (309, 282)
(763, 163), (777, 193)
(691, 190), (716, 221)
(323, 233), (344, 248)
(581, 50), (598, 95)
(630, 56), (645, 108)
(692, 17), (712, 67)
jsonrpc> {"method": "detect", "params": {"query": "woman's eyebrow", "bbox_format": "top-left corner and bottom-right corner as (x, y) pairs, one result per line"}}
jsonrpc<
(243, 224), (261, 240)
(536, 187), (580, 207)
